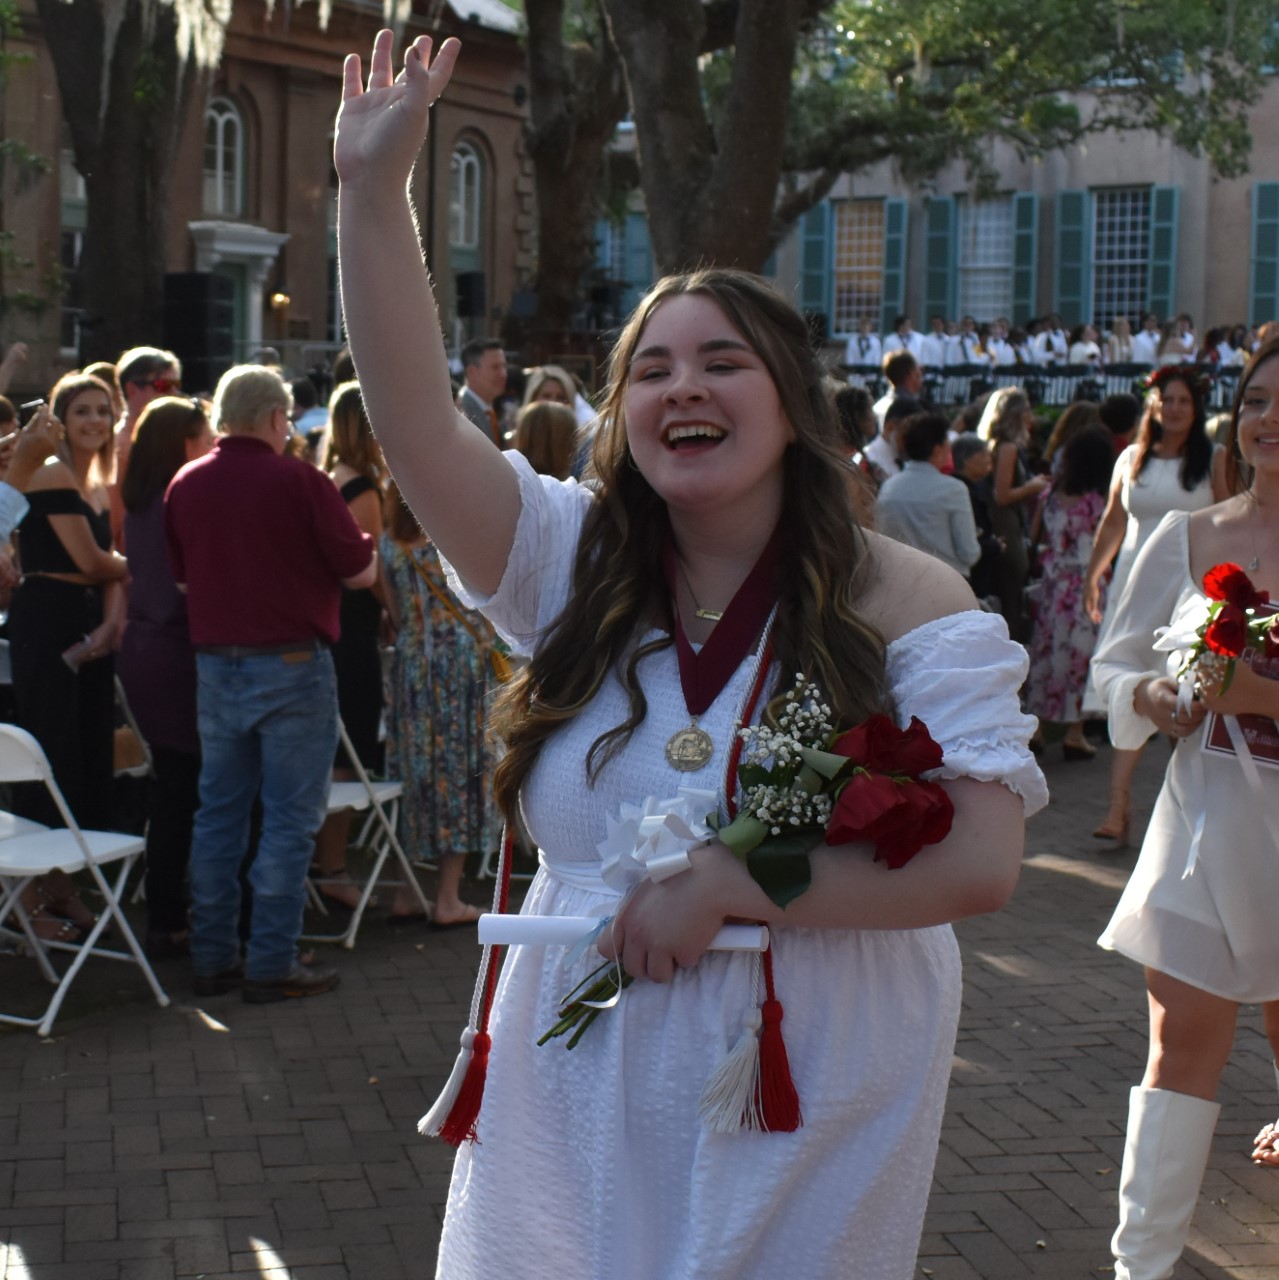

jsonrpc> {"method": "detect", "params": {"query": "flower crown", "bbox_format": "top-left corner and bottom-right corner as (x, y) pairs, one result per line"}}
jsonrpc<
(1139, 364), (1212, 400)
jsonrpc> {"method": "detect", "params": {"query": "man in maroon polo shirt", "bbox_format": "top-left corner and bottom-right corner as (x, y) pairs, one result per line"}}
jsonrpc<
(165, 365), (376, 1003)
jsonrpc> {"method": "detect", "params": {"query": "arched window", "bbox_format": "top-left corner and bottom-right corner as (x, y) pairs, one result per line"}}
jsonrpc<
(203, 97), (244, 218)
(449, 142), (482, 251)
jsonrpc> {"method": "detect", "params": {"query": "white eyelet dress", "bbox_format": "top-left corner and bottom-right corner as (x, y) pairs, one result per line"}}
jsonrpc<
(436, 451), (1048, 1280)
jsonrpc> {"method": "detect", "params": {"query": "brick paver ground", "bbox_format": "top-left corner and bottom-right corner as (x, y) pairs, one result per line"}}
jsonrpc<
(2, 741), (1277, 1278)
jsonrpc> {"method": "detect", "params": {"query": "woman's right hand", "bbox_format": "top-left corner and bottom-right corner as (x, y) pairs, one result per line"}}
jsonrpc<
(335, 30), (460, 190)
(1134, 676), (1207, 740)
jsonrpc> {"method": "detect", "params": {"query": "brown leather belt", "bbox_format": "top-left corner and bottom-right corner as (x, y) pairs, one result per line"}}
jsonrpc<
(196, 641), (326, 660)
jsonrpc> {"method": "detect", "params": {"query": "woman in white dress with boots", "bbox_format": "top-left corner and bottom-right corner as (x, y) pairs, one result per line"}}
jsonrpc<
(334, 32), (1045, 1278)
(1093, 339), (1279, 1279)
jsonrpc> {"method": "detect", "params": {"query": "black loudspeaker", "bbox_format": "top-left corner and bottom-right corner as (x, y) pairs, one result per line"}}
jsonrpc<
(456, 271), (486, 319)
(164, 273), (234, 391)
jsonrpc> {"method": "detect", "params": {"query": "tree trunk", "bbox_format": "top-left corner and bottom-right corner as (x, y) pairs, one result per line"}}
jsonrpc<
(602, 0), (805, 273)
(525, 0), (628, 342)
(36, 0), (192, 363)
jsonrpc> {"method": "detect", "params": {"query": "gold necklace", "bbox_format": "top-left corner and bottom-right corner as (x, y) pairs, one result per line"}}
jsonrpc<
(676, 558), (724, 622)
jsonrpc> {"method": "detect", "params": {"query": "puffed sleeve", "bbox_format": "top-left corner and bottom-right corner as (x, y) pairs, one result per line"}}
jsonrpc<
(886, 609), (1049, 816)
(1090, 511), (1193, 750)
(442, 449), (594, 656)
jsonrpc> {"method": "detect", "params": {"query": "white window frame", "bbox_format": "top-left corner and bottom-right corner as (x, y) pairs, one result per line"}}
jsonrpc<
(956, 196), (1014, 323)
(449, 142), (482, 251)
(203, 97), (245, 218)
(1091, 187), (1151, 333)
(831, 199), (885, 337)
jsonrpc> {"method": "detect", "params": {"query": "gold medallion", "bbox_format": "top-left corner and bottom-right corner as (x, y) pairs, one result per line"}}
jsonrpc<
(665, 721), (714, 772)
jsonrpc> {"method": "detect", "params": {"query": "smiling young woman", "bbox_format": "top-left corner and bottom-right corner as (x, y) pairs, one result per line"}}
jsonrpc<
(9, 373), (128, 833)
(1092, 339), (1279, 1280)
(334, 30), (1045, 1279)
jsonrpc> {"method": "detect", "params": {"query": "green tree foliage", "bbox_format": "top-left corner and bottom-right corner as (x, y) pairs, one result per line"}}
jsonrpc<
(604, 0), (1279, 272)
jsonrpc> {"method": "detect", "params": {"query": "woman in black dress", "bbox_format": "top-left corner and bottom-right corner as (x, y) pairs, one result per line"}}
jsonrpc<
(10, 374), (129, 936)
(311, 381), (389, 910)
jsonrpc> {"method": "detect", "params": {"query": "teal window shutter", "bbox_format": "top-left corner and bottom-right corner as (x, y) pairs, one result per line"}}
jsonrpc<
(621, 212), (653, 313)
(760, 249), (778, 279)
(1146, 186), (1179, 320)
(1011, 193), (1038, 326)
(800, 202), (833, 324)
(1054, 190), (1091, 326)
(923, 196), (955, 324)
(594, 218), (611, 271)
(880, 197), (908, 333)
(1250, 182), (1279, 327)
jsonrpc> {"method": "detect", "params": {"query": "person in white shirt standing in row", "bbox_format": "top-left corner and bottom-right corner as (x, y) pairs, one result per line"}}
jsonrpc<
(843, 316), (882, 371)
(881, 314), (925, 361)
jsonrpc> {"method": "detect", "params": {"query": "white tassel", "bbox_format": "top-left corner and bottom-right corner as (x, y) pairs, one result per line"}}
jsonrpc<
(698, 1008), (763, 1133)
(418, 1026), (476, 1137)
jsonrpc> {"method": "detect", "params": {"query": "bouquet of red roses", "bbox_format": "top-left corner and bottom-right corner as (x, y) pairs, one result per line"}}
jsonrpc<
(712, 676), (954, 908)
(1165, 563), (1279, 696)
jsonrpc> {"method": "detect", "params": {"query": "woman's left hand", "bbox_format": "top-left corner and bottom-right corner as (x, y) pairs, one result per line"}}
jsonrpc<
(598, 842), (763, 983)
(1200, 656), (1279, 721)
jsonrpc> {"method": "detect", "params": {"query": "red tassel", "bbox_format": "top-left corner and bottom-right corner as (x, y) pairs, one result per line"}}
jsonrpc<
(436, 1030), (492, 1146)
(419, 829), (515, 1146)
(755, 949), (802, 1132)
(755, 1000), (801, 1131)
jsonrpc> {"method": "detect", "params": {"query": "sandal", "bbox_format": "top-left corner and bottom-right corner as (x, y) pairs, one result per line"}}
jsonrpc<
(1253, 1121), (1279, 1165)
(28, 905), (90, 944)
(309, 867), (376, 912)
(36, 879), (98, 932)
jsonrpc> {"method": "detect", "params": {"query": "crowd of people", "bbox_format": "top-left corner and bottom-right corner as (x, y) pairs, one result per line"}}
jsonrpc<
(0, 328), (590, 999)
(845, 309), (1272, 373)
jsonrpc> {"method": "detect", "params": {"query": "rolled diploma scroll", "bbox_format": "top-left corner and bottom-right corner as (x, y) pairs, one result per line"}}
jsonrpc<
(478, 914), (768, 951)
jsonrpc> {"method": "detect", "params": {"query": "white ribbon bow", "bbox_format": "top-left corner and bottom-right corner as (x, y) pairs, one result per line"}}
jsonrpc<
(1152, 595), (1212, 675)
(597, 788), (719, 895)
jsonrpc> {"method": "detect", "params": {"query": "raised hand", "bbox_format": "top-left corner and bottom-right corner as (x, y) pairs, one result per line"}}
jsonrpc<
(335, 30), (460, 189)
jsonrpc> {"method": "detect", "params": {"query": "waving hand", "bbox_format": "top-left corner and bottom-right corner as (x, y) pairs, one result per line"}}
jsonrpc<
(335, 30), (460, 188)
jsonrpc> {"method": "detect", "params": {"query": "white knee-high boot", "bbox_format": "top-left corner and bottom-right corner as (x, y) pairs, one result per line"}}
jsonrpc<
(1112, 1085), (1220, 1280)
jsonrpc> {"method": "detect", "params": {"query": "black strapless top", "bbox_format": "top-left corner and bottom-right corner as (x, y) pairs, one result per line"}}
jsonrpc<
(18, 488), (111, 574)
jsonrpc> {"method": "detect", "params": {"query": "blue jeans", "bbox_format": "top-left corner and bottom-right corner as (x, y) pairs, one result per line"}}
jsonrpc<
(189, 649), (338, 981)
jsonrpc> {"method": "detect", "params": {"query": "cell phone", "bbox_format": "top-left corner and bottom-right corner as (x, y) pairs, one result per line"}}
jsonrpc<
(18, 399), (45, 427)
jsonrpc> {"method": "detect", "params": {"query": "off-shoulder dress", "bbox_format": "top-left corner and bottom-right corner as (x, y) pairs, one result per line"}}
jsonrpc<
(436, 452), (1047, 1280)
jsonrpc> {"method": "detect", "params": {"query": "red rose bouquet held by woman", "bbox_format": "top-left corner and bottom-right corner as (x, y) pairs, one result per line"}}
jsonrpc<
(711, 676), (954, 901)
(1167, 562), (1279, 694)
(541, 675), (955, 1050)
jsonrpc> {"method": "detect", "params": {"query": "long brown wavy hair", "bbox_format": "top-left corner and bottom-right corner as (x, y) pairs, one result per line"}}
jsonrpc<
(490, 267), (891, 823)
(1223, 336), (1279, 496)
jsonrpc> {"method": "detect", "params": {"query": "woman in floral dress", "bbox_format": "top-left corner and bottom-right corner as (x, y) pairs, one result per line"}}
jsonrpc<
(1025, 426), (1115, 760)
(380, 484), (497, 926)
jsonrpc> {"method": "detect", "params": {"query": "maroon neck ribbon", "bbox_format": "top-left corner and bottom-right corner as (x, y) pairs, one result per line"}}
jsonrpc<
(662, 526), (781, 717)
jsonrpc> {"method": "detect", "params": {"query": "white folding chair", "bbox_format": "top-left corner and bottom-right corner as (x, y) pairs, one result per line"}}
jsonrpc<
(0, 724), (170, 1035)
(301, 720), (431, 949)
(114, 676), (154, 781)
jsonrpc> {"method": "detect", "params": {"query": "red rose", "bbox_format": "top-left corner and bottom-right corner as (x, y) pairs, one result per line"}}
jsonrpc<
(825, 774), (955, 868)
(825, 770), (904, 846)
(863, 779), (955, 869)
(831, 714), (944, 776)
(1203, 563), (1269, 611)
(1204, 603), (1249, 657)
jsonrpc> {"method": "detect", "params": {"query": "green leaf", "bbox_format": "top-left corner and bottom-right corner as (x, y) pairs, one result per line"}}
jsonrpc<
(717, 812), (769, 858)
(746, 849), (812, 910)
(1219, 659), (1236, 697)
(738, 763), (775, 791)
(798, 746), (851, 781)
